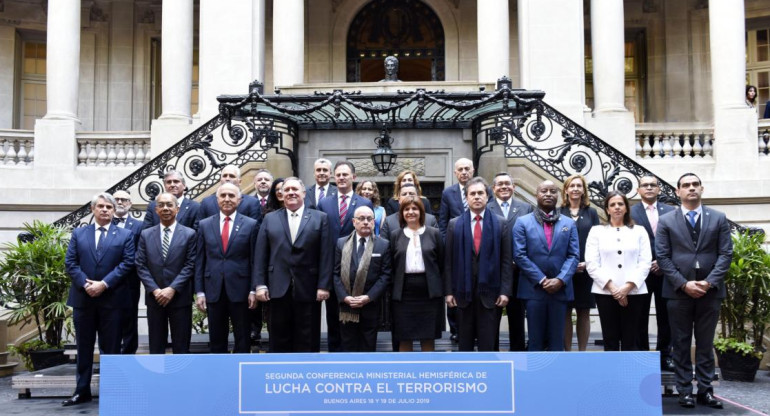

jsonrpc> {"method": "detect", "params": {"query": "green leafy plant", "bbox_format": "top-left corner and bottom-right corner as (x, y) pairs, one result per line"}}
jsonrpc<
(0, 221), (72, 350)
(192, 296), (208, 334)
(717, 230), (770, 358)
(8, 339), (49, 370)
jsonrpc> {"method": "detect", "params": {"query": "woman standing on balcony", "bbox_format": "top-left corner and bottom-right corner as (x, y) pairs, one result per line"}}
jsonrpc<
(559, 174), (600, 351)
(746, 85), (758, 115)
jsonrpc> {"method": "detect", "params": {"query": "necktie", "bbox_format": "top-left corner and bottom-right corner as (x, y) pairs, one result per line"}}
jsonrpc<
(290, 212), (299, 243)
(357, 237), (366, 261)
(544, 216), (554, 249)
(112, 217), (126, 227)
(162, 227), (171, 259)
(687, 211), (697, 228)
(339, 195), (348, 226)
(318, 186), (325, 201)
(96, 227), (106, 253)
(260, 197), (266, 208)
(501, 201), (510, 218)
(461, 187), (468, 211)
(222, 216), (231, 252)
(473, 215), (482, 253)
(646, 205), (658, 235)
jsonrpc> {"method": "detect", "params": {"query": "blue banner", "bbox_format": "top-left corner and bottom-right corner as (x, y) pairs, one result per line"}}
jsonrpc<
(100, 352), (661, 415)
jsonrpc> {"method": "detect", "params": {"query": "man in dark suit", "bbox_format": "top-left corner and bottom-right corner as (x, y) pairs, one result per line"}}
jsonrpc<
(304, 158), (337, 210)
(254, 177), (333, 352)
(656, 173), (732, 409)
(253, 168), (273, 209)
(143, 170), (200, 230)
(381, 184), (439, 239)
(333, 206), (392, 352)
(488, 172), (534, 351)
(630, 175), (676, 371)
(112, 190), (144, 355)
(196, 164), (263, 342)
(445, 177), (513, 351)
(63, 193), (135, 406)
(317, 161), (373, 352)
(136, 192), (196, 354)
(194, 183), (258, 353)
(438, 157), (474, 341)
(513, 180), (579, 352)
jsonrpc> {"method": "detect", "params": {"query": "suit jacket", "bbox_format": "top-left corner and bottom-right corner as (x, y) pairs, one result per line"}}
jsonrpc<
(559, 205), (600, 262)
(380, 212), (438, 243)
(655, 207), (733, 300)
(438, 184), (465, 237)
(630, 201), (675, 261)
(304, 183), (337, 210)
(194, 212), (259, 303)
(384, 196), (434, 216)
(513, 213), (579, 301)
(487, 198), (534, 225)
(445, 211), (513, 309)
(332, 235), (392, 305)
(196, 194), (262, 230)
(584, 225), (651, 295)
(253, 208), (333, 302)
(116, 215), (144, 245)
(389, 226), (447, 301)
(65, 224), (135, 309)
(136, 223), (196, 308)
(144, 197), (200, 230)
(317, 191), (373, 243)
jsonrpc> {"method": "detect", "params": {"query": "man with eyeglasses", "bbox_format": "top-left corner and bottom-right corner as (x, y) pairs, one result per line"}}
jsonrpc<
(630, 175), (675, 372)
(112, 190), (144, 355)
(332, 206), (392, 352)
(656, 173), (732, 409)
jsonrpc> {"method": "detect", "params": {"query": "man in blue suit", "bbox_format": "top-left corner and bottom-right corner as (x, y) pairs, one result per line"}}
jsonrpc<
(317, 161), (372, 352)
(630, 175), (675, 371)
(136, 192), (197, 354)
(196, 164), (262, 228)
(112, 190), (144, 355)
(254, 177), (333, 352)
(304, 158), (337, 210)
(63, 193), (135, 406)
(513, 180), (579, 351)
(195, 183), (258, 353)
(143, 170), (200, 230)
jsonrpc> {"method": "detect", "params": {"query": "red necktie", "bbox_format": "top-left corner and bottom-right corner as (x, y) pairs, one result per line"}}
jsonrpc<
(260, 197), (266, 208)
(222, 216), (230, 252)
(544, 219), (554, 249)
(473, 215), (482, 253)
(339, 195), (348, 226)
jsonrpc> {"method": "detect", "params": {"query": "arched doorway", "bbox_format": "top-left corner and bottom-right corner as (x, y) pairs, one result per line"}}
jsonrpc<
(346, 0), (445, 82)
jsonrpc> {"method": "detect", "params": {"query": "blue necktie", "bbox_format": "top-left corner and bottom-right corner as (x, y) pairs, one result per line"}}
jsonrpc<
(501, 201), (510, 218)
(96, 227), (106, 254)
(687, 211), (697, 228)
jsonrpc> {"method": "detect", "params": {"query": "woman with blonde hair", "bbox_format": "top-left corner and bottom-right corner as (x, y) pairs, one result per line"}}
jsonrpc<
(385, 169), (433, 216)
(355, 180), (386, 236)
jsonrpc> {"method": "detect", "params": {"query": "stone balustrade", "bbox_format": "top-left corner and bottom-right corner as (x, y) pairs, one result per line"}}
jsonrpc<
(0, 130), (34, 166)
(759, 119), (770, 157)
(76, 132), (151, 167)
(635, 124), (714, 159)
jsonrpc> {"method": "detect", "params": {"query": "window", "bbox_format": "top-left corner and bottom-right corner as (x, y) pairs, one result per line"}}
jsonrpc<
(747, 27), (770, 117)
(19, 40), (46, 129)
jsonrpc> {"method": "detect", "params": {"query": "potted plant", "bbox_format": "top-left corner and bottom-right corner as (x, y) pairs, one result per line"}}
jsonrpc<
(0, 220), (72, 370)
(715, 230), (770, 381)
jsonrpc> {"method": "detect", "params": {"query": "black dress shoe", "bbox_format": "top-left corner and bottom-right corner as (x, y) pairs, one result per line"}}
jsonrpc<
(697, 392), (723, 409)
(661, 357), (676, 372)
(678, 393), (695, 408)
(250, 330), (262, 342)
(62, 393), (92, 407)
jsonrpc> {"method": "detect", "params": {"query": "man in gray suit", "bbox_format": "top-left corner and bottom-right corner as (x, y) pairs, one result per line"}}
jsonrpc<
(381, 184), (439, 239)
(487, 172), (533, 351)
(304, 158), (337, 210)
(136, 192), (196, 354)
(656, 173), (732, 409)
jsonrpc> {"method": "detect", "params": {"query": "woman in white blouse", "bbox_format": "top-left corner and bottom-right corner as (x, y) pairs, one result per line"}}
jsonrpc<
(585, 191), (651, 351)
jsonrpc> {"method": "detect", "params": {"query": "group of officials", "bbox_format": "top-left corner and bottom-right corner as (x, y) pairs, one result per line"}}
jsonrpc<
(63, 157), (731, 410)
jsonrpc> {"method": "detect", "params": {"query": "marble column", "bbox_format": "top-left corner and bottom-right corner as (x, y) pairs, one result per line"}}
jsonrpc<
(590, 0), (625, 113)
(273, 0), (304, 87)
(709, 0), (746, 111)
(477, 0), (510, 83)
(252, 0), (266, 84)
(43, 0), (81, 122)
(159, 0), (193, 121)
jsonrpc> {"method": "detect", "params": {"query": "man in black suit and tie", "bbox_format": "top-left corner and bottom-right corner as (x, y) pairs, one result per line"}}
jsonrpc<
(254, 177), (333, 352)
(333, 206), (392, 352)
(136, 192), (196, 354)
(445, 177), (513, 351)
(195, 183), (258, 353)
(487, 172), (533, 351)
(63, 193), (135, 406)
(304, 158), (337, 210)
(630, 175), (675, 371)
(381, 184), (439, 239)
(317, 161), (373, 352)
(253, 168), (273, 210)
(438, 157), (474, 341)
(112, 190), (144, 355)
(656, 173), (732, 409)
(143, 170), (200, 230)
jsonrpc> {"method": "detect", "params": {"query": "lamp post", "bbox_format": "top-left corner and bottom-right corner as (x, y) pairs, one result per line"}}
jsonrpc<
(371, 124), (398, 175)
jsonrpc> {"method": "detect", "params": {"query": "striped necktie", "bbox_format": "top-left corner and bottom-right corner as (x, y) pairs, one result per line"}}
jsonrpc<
(339, 195), (348, 226)
(162, 227), (171, 259)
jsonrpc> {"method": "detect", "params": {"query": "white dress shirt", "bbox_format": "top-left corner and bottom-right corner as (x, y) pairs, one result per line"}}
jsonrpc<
(585, 224), (651, 295)
(404, 226), (426, 273)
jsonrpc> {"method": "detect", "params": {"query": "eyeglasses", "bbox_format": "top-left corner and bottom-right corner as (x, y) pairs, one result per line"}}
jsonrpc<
(115, 198), (131, 203)
(639, 183), (659, 189)
(354, 216), (374, 222)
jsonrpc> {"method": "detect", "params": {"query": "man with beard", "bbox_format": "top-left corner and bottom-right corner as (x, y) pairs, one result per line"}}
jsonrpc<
(112, 190), (144, 355)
